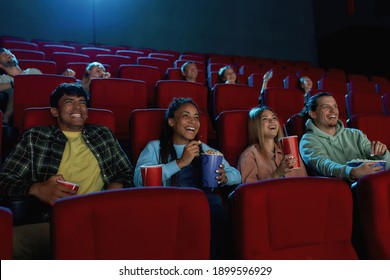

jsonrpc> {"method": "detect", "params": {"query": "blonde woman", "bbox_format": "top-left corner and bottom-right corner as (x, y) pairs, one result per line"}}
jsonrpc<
(238, 106), (307, 183)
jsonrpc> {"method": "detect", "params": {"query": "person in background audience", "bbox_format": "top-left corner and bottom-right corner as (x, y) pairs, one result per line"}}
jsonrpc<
(134, 97), (241, 259)
(0, 83), (134, 259)
(238, 106), (307, 183)
(80, 61), (111, 91)
(258, 69), (274, 104)
(299, 92), (390, 184)
(180, 61), (198, 82)
(0, 48), (75, 126)
(296, 75), (313, 94)
(217, 65), (239, 84)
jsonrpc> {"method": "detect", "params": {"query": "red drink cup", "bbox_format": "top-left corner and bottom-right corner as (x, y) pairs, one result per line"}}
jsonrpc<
(57, 180), (80, 193)
(141, 165), (163, 186)
(279, 135), (301, 169)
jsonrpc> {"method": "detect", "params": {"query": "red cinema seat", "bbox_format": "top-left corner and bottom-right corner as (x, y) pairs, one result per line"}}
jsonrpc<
(357, 171), (390, 259)
(13, 74), (77, 131)
(155, 80), (214, 140)
(212, 84), (258, 119)
(137, 57), (172, 79)
(148, 53), (177, 65)
(155, 80), (208, 112)
(382, 93), (390, 115)
(80, 47), (111, 60)
(297, 67), (326, 88)
(9, 49), (45, 60)
(52, 52), (91, 74)
(41, 44), (76, 60)
(129, 108), (208, 163)
(23, 107), (116, 134)
(116, 50), (145, 64)
(231, 177), (358, 259)
(261, 88), (305, 126)
(179, 54), (205, 63)
(18, 59), (57, 74)
(89, 78), (147, 140)
(215, 110), (249, 167)
(52, 187), (210, 260)
(0, 40), (38, 50)
(95, 54), (133, 77)
(284, 113), (306, 141)
(347, 114), (390, 148)
(119, 64), (161, 107)
(0, 207), (13, 260)
(347, 80), (377, 94)
(318, 76), (348, 93)
(346, 91), (384, 118)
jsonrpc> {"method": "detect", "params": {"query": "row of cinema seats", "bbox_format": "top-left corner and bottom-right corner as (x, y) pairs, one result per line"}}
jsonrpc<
(4, 36), (390, 94)
(2, 174), (390, 260)
(219, 109), (390, 167)
(5, 74), (390, 164)
(8, 49), (390, 97)
(12, 71), (390, 134)
(20, 107), (208, 163)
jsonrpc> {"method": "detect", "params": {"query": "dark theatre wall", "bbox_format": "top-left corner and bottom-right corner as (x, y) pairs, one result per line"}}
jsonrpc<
(0, 0), (318, 64)
(314, 0), (390, 77)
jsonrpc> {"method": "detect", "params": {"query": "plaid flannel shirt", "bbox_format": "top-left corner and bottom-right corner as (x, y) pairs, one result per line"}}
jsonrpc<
(0, 124), (134, 198)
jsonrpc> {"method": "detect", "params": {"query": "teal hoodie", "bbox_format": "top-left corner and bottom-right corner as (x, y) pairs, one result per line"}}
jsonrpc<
(299, 119), (390, 183)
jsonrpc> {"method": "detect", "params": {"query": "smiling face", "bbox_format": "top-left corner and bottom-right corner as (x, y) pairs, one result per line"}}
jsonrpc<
(50, 94), (88, 132)
(309, 95), (339, 134)
(168, 103), (200, 144)
(260, 109), (280, 139)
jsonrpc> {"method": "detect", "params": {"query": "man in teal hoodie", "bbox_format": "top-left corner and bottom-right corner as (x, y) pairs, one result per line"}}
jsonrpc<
(299, 92), (390, 184)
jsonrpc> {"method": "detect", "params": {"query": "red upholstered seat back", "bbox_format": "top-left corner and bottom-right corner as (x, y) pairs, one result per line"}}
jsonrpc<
(18, 59), (57, 74)
(284, 113), (306, 141)
(13, 74), (77, 131)
(95, 54), (133, 77)
(137, 57), (172, 79)
(129, 108), (208, 163)
(261, 88), (305, 125)
(347, 114), (390, 151)
(8, 49), (45, 60)
(346, 91), (384, 118)
(212, 84), (258, 119)
(89, 78), (147, 140)
(23, 107), (116, 133)
(52, 187), (210, 260)
(52, 52), (91, 74)
(155, 80), (208, 112)
(0, 207), (13, 260)
(231, 177), (358, 259)
(358, 171), (390, 259)
(215, 110), (249, 167)
(119, 64), (161, 107)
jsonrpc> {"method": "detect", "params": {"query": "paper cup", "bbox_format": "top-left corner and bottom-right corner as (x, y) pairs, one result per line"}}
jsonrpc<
(57, 180), (80, 193)
(279, 135), (300, 169)
(141, 165), (163, 186)
(201, 153), (223, 189)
